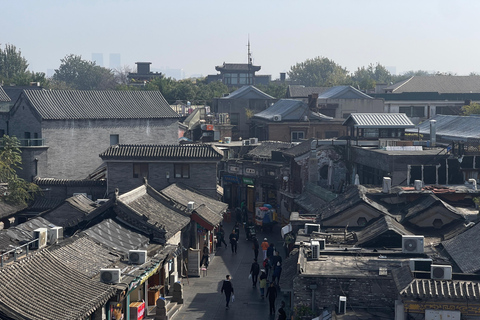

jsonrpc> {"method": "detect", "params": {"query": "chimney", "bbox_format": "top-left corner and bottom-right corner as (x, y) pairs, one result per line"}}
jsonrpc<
(414, 180), (423, 191)
(429, 120), (436, 147)
(308, 93), (318, 110)
(382, 177), (392, 193)
(187, 201), (195, 211)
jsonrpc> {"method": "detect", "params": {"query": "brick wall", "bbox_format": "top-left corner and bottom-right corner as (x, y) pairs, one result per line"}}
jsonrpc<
(293, 275), (397, 314)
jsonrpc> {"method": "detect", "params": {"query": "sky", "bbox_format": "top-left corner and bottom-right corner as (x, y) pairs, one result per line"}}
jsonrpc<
(2, 0), (480, 80)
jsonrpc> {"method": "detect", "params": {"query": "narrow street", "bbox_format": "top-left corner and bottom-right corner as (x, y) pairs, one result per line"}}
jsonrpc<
(174, 217), (287, 320)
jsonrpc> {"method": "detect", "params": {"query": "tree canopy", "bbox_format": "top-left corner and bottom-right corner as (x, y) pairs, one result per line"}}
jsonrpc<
(52, 54), (116, 90)
(461, 102), (480, 116)
(0, 135), (40, 205)
(0, 44), (47, 86)
(351, 63), (394, 91)
(287, 56), (350, 87)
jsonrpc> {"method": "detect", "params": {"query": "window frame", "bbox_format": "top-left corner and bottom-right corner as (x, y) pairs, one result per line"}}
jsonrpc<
(174, 164), (190, 179)
(133, 163), (149, 179)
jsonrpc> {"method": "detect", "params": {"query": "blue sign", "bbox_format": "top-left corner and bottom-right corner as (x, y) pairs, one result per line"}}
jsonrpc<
(223, 175), (241, 184)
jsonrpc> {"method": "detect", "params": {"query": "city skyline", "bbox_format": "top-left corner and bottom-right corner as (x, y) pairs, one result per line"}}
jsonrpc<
(3, 0), (480, 79)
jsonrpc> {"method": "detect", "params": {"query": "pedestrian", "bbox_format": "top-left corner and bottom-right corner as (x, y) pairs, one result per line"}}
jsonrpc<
(263, 257), (271, 279)
(277, 301), (287, 320)
(271, 250), (282, 267)
(267, 243), (275, 260)
(261, 238), (269, 260)
(250, 258), (260, 287)
(234, 223), (240, 241)
(252, 236), (259, 260)
(200, 243), (209, 268)
(229, 230), (238, 253)
(266, 281), (277, 315)
(272, 261), (282, 286)
(259, 270), (267, 299)
(221, 275), (234, 309)
(217, 226), (228, 248)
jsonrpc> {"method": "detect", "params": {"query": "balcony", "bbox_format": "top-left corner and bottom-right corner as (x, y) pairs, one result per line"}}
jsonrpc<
(19, 138), (46, 147)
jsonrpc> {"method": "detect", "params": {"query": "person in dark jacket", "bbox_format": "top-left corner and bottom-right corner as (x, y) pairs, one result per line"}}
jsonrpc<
(217, 226), (228, 248)
(250, 258), (260, 287)
(234, 223), (240, 241)
(272, 261), (282, 285)
(200, 243), (209, 268)
(277, 301), (287, 320)
(229, 230), (238, 253)
(221, 275), (234, 309)
(267, 243), (275, 260)
(252, 236), (259, 260)
(266, 281), (277, 315)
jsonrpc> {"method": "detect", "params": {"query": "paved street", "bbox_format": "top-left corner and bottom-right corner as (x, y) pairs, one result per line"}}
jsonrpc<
(174, 218), (287, 320)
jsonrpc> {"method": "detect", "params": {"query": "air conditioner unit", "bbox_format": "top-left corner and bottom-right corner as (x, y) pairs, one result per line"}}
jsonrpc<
(129, 250), (147, 265)
(431, 265), (452, 280)
(249, 138), (258, 145)
(224, 137), (231, 144)
(305, 223), (321, 234)
(402, 235), (424, 254)
(100, 269), (121, 284)
(409, 258), (432, 272)
(242, 140), (250, 146)
(47, 226), (63, 245)
(311, 241), (320, 260)
(31, 228), (48, 249)
(188, 201), (195, 211)
(273, 114), (282, 122)
(338, 296), (347, 314)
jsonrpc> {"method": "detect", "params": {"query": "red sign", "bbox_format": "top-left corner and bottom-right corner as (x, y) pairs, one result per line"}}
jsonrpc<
(130, 301), (145, 320)
(137, 301), (145, 320)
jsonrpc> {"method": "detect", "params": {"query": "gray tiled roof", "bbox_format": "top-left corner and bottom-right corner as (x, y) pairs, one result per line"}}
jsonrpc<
(278, 248), (299, 290)
(49, 235), (122, 278)
(215, 63), (261, 72)
(253, 99), (332, 121)
(320, 185), (391, 222)
(400, 277), (480, 301)
(21, 89), (180, 120)
(117, 185), (190, 239)
(0, 200), (26, 220)
(281, 138), (313, 157)
(355, 216), (412, 247)
(0, 86), (10, 102)
(0, 250), (116, 320)
(161, 183), (227, 225)
(385, 75), (480, 94)
(342, 113), (415, 128)
(403, 194), (463, 221)
(405, 115), (480, 140)
(442, 222), (480, 273)
(222, 85), (275, 100)
(317, 86), (373, 100)
(34, 177), (106, 186)
(100, 144), (224, 160)
(286, 85), (330, 98)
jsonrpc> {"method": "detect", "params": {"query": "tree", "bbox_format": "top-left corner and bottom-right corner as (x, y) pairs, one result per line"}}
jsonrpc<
(53, 54), (116, 90)
(255, 83), (287, 99)
(0, 135), (40, 205)
(287, 56), (350, 87)
(351, 63), (393, 91)
(461, 102), (480, 116)
(0, 44), (48, 86)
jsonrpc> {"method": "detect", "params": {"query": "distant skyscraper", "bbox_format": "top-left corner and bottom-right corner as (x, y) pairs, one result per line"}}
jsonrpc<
(92, 53), (104, 67)
(109, 53), (121, 70)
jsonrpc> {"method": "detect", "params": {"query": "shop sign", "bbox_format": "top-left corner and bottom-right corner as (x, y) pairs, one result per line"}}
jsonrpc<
(243, 177), (255, 185)
(223, 175), (241, 184)
(228, 165), (240, 173)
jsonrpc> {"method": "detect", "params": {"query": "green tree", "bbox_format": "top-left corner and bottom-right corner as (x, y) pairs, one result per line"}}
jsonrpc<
(53, 54), (116, 90)
(461, 102), (480, 116)
(288, 56), (350, 87)
(0, 135), (40, 205)
(0, 44), (48, 86)
(256, 83), (287, 99)
(351, 63), (393, 91)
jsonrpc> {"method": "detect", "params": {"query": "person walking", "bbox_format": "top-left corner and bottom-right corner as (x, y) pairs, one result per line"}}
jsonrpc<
(267, 243), (275, 260)
(261, 238), (269, 260)
(229, 230), (238, 254)
(252, 236), (259, 260)
(272, 261), (282, 286)
(234, 223), (240, 241)
(266, 281), (277, 315)
(277, 301), (287, 320)
(259, 270), (267, 299)
(220, 275), (234, 309)
(200, 243), (209, 268)
(250, 258), (260, 287)
(217, 226), (228, 248)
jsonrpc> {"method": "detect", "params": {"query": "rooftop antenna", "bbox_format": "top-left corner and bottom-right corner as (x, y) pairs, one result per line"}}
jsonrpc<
(247, 35), (253, 85)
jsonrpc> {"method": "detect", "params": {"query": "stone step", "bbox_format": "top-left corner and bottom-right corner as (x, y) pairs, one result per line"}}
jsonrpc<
(167, 302), (182, 320)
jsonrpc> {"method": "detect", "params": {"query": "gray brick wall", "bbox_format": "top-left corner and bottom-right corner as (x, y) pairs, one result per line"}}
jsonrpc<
(293, 275), (397, 315)
(108, 161), (218, 197)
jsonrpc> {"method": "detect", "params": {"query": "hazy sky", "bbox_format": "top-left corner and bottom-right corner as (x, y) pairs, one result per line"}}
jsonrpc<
(3, 0), (480, 79)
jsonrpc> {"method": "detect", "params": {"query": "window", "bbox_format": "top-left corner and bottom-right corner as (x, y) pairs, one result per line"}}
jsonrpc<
(230, 113), (239, 126)
(291, 131), (305, 141)
(174, 164), (190, 178)
(110, 134), (119, 145)
(399, 106), (425, 117)
(133, 163), (149, 179)
(0, 129), (4, 137)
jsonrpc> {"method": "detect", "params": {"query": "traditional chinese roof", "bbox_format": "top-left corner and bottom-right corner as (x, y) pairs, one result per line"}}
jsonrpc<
(19, 89), (180, 120)
(442, 222), (480, 273)
(278, 248), (299, 290)
(0, 250), (116, 320)
(253, 99), (332, 122)
(0, 86), (10, 102)
(402, 194), (464, 222)
(215, 63), (261, 72)
(384, 75), (480, 94)
(100, 144), (223, 160)
(246, 141), (296, 160)
(317, 86), (373, 100)
(221, 85), (274, 100)
(355, 216), (412, 247)
(286, 85), (330, 99)
(33, 177), (106, 186)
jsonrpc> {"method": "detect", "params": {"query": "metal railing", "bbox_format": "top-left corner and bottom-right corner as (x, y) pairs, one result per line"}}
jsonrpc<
(19, 138), (46, 147)
(1, 239), (37, 268)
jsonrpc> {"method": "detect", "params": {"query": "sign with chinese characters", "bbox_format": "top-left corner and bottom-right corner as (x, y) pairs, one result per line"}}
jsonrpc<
(404, 301), (480, 316)
(245, 168), (256, 174)
(228, 166), (240, 173)
(243, 177), (254, 185)
(223, 175), (241, 184)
